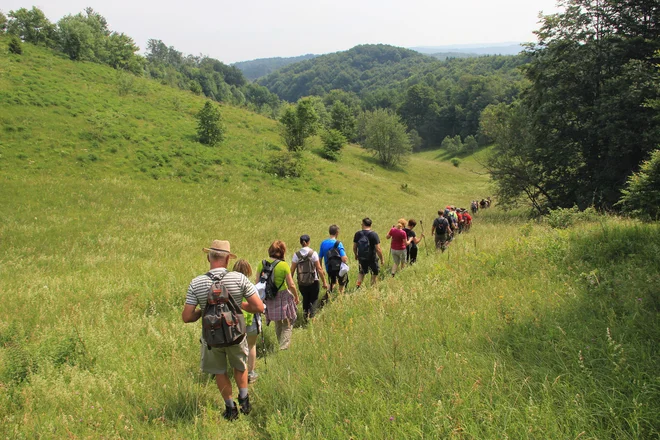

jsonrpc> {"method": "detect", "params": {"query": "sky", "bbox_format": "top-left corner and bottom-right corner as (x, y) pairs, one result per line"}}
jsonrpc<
(3, 0), (562, 63)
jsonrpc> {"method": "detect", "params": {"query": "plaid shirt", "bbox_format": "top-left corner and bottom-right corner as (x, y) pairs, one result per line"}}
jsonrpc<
(264, 289), (297, 323)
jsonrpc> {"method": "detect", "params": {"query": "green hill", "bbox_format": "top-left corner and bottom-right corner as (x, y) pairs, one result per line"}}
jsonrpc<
(1, 38), (658, 439)
(233, 54), (318, 81)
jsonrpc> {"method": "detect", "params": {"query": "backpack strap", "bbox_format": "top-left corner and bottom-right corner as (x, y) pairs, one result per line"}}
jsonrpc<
(333, 241), (340, 249)
(205, 271), (242, 313)
(269, 259), (286, 292)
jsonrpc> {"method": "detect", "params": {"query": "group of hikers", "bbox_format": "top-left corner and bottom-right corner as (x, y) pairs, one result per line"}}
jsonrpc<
(182, 204), (481, 421)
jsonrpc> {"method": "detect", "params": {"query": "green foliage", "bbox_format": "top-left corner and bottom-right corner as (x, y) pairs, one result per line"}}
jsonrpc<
(264, 150), (303, 177)
(546, 206), (598, 229)
(361, 108), (411, 167)
(320, 128), (346, 161)
(451, 158), (461, 167)
(7, 7), (56, 46)
(0, 12), (8, 33)
(195, 101), (224, 146)
(330, 101), (356, 141)
(279, 98), (319, 151)
(407, 129), (423, 152)
(233, 54), (318, 81)
(488, 0), (660, 213)
(463, 135), (478, 153)
(617, 149), (660, 220)
(8, 35), (22, 55)
(441, 135), (463, 153)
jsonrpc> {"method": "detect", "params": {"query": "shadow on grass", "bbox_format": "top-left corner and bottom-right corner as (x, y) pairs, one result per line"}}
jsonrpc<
(355, 151), (407, 173)
(431, 145), (490, 161)
(487, 223), (660, 437)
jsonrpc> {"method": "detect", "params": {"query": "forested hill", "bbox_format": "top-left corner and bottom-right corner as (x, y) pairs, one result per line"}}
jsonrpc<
(256, 44), (437, 102)
(233, 54), (318, 81)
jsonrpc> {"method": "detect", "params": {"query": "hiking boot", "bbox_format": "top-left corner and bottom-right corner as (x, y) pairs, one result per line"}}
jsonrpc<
(238, 395), (252, 415)
(248, 371), (259, 384)
(223, 403), (239, 421)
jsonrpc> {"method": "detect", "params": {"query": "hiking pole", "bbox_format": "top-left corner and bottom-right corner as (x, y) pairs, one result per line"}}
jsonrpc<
(419, 219), (429, 256)
(261, 319), (267, 367)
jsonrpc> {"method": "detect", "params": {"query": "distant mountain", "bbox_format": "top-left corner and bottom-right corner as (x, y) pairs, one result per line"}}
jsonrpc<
(428, 52), (480, 60)
(411, 43), (524, 56)
(233, 54), (318, 81)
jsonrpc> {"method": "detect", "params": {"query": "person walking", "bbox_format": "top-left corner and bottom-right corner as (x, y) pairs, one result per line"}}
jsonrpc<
(182, 240), (264, 421)
(231, 259), (262, 385)
(256, 240), (299, 351)
(404, 219), (423, 264)
(290, 234), (328, 320)
(432, 211), (452, 251)
(353, 218), (384, 288)
(386, 218), (408, 276)
(319, 224), (349, 297)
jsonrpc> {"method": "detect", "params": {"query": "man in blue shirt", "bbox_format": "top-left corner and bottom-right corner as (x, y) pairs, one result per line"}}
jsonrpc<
(318, 224), (349, 296)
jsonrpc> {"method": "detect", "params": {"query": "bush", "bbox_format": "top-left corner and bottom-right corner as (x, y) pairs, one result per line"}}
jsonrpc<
(8, 36), (23, 55)
(546, 206), (598, 229)
(451, 158), (461, 167)
(265, 151), (303, 178)
(320, 128), (346, 161)
(196, 101), (224, 146)
(617, 149), (660, 221)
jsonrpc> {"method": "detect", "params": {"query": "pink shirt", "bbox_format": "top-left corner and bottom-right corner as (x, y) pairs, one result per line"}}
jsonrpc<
(388, 227), (408, 250)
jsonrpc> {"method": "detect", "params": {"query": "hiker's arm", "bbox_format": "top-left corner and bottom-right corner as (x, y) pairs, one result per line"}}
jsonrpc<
(290, 261), (298, 277)
(375, 244), (384, 264)
(414, 236), (422, 244)
(181, 304), (201, 323)
(315, 259), (328, 289)
(353, 243), (358, 260)
(285, 273), (299, 304)
(243, 294), (265, 314)
(341, 255), (348, 263)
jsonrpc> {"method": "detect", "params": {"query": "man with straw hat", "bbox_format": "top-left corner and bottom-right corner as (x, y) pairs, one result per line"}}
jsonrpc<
(182, 239), (264, 421)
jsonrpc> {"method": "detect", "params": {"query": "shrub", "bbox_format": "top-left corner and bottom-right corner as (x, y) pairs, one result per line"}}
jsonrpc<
(320, 128), (346, 161)
(196, 101), (224, 146)
(265, 151), (303, 178)
(546, 206), (598, 229)
(8, 36), (23, 55)
(451, 158), (461, 167)
(617, 149), (660, 221)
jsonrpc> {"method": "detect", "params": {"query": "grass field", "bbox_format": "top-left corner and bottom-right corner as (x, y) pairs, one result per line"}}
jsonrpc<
(1, 39), (658, 439)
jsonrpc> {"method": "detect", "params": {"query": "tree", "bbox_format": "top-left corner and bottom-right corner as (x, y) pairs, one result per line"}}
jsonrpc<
(408, 129), (423, 152)
(7, 7), (56, 46)
(196, 101), (224, 146)
(0, 12), (7, 33)
(361, 109), (412, 167)
(8, 35), (22, 55)
(617, 149), (660, 220)
(441, 135), (462, 153)
(320, 129), (346, 161)
(485, 0), (660, 213)
(279, 98), (319, 151)
(330, 101), (356, 141)
(463, 135), (478, 153)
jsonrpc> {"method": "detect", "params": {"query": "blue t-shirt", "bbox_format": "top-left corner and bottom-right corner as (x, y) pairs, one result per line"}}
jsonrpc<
(319, 238), (347, 271)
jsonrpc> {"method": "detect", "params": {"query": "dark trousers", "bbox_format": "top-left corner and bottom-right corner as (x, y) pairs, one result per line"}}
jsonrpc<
(299, 281), (320, 319)
(406, 246), (418, 264)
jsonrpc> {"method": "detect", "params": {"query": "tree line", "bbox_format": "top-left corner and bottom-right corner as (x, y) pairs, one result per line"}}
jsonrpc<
(0, 6), (281, 117)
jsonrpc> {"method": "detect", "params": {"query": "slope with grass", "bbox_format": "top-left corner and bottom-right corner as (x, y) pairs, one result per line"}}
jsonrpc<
(1, 39), (658, 439)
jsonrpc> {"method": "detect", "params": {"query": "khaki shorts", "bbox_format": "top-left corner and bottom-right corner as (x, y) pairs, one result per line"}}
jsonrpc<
(391, 249), (406, 265)
(200, 338), (248, 374)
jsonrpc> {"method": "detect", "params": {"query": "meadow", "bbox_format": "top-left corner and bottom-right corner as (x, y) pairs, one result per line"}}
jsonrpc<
(1, 39), (658, 439)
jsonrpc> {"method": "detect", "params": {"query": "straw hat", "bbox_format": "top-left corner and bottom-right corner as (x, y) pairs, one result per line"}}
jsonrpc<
(202, 240), (237, 258)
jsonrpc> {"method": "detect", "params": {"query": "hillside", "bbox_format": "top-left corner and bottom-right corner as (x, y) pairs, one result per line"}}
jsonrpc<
(1, 39), (658, 439)
(233, 54), (318, 81)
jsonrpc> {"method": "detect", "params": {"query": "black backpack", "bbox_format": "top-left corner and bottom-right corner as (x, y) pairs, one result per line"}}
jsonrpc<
(356, 231), (374, 261)
(435, 217), (447, 235)
(326, 241), (342, 272)
(259, 259), (284, 299)
(201, 272), (246, 349)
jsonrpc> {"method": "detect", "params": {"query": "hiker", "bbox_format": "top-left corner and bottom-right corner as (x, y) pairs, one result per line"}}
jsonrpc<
(386, 218), (408, 276)
(457, 209), (464, 234)
(290, 234), (328, 320)
(404, 219), (423, 264)
(232, 259), (262, 385)
(471, 200), (478, 215)
(353, 218), (384, 287)
(256, 240), (299, 351)
(182, 240), (264, 421)
(480, 199), (487, 210)
(319, 224), (349, 296)
(432, 211), (452, 251)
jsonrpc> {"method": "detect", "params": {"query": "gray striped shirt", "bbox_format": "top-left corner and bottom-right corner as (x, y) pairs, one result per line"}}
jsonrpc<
(185, 268), (256, 310)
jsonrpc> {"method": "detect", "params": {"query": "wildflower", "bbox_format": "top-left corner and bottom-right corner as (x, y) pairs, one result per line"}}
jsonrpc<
(636, 298), (642, 302)
(389, 416), (395, 421)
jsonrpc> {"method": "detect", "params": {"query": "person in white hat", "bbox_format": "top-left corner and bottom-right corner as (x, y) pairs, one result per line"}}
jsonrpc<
(182, 239), (264, 421)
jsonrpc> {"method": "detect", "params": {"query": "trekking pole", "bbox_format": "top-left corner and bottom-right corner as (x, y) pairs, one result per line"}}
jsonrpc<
(419, 219), (429, 256)
(261, 322), (267, 367)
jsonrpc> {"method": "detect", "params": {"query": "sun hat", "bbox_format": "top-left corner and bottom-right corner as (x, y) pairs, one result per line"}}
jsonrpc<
(202, 239), (237, 258)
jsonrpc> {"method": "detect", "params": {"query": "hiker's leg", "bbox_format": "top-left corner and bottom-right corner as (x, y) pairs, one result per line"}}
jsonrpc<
(274, 320), (283, 343)
(302, 281), (319, 319)
(247, 334), (258, 373)
(215, 373), (233, 400)
(276, 320), (292, 350)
